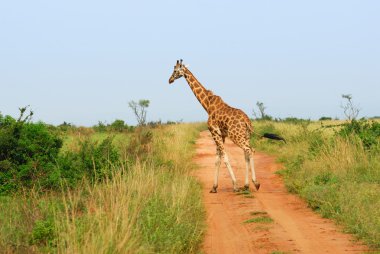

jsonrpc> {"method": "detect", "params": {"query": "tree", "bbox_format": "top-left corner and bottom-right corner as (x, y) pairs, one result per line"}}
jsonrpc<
(111, 119), (125, 132)
(256, 101), (266, 119)
(253, 101), (272, 120)
(341, 94), (360, 121)
(128, 99), (150, 126)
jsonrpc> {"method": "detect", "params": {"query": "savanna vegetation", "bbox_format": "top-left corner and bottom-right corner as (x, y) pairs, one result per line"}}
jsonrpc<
(2, 99), (379, 252)
(251, 118), (380, 248)
(0, 108), (206, 253)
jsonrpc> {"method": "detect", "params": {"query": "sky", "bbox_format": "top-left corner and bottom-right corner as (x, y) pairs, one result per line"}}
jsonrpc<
(1, 1), (379, 126)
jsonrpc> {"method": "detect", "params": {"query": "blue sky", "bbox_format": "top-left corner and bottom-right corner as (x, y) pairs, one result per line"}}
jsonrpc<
(1, 1), (379, 126)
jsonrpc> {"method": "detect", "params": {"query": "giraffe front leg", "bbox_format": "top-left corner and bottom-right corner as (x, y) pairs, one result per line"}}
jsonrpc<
(210, 154), (221, 193)
(249, 152), (260, 191)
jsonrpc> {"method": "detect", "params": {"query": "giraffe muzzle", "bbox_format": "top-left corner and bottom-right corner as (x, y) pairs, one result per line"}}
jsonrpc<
(169, 77), (175, 84)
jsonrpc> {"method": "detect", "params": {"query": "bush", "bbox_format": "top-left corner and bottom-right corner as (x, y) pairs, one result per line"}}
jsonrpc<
(281, 117), (311, 125)
(30, 217), (56, 246)
(57, 136), (120, 186)
(93, 120), (134, 133)
(0, 110), (63, 193)
(57, 122), (76, 132)
(338, 119), (380, 149)
(0, 109), (121, 193)
(110, 119), (126, 132)
(93, 121), (107, 132)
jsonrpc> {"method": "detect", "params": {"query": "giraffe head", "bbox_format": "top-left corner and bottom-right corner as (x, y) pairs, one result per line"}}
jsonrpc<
(168, 59), (186, 84)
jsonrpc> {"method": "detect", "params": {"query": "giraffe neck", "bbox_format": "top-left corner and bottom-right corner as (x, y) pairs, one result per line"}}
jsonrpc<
(183, 68), (212, 113)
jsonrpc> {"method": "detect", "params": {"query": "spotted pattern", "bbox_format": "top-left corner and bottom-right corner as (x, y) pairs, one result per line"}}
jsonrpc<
(169, 60), (259, 192)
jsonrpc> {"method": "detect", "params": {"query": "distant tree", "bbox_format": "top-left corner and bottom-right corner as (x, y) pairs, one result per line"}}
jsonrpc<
(319, 116), (332, 121)
(341, 94), (360, 121)
(256, 101), (266, 119)
(252, 108), (259, 119)
(128, 99), (150, 126)
(17, 106), (33, 123)
(93, 121), (107, 132)
(253, 101), (272, 120)
(111, 119), (126, 132)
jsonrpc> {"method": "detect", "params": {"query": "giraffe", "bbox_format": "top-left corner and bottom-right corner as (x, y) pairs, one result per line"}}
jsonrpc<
(169, 59), (284, 193)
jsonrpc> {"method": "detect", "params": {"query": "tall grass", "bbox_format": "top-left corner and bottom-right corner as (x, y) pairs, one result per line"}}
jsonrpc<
(0, 123), (205, 253)
(251, 120), (380, 249)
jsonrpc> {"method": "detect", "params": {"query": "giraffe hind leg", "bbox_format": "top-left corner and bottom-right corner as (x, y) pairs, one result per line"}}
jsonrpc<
(249, 150), (260, 190)
(241, 142), (260, 191)
(244, 150), (250, 190)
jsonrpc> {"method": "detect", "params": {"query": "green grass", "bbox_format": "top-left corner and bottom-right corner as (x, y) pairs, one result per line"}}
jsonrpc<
(0, 123), (206, 253)
(250, 211), (267, 216)
(251, 120), (380, 249)
(235, 189), (255, 198)
(244, 216), (274, 224)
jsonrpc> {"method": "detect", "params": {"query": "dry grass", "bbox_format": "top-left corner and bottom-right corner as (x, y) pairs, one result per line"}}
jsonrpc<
(251, 120), (380, 249)
(0, 123), (206, 253)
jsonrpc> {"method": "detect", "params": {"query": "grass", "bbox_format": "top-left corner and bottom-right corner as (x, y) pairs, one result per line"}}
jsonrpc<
(235, 189), (255, 198)
(250, 211), (268, 216)
(235, 190), (251, 195)
(244, 216), (274, 224)
(0, 123), (206, 253)
(251, 120), (380, 249)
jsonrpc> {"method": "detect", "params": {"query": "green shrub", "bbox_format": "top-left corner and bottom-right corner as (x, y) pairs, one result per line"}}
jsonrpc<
(57, 136), (120, 186)
(0, 110), (63, 193)
(30, 217), (56, 246)
(338, 119), (380, 149)
(0, 109), (121, 193)
(57, 121), (76, 132)
(93, 121), (108, 132)
(110, 119), (126, 132)
(280, 117), (311, 125)
(93, 120), (134, 133)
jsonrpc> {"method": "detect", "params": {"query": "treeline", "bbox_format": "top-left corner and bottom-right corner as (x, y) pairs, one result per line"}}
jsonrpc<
(58, 119), (182, 133)
(0, 108), (179, 194)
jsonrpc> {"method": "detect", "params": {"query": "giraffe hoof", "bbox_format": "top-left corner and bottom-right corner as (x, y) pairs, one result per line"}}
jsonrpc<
(243, 185), (250, 191)
(210, 186), (218, 193)
(233, 188), (240, 193)
(253, 181), (261, 191)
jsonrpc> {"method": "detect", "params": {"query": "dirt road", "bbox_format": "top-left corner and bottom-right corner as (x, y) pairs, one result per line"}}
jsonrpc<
(194, 131), (369, 254)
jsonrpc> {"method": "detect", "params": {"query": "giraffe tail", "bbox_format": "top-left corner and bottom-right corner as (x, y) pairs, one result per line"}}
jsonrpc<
(262, 133), (286, 143)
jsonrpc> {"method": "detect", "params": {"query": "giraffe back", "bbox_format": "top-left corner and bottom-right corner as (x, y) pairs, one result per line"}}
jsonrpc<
(207, 95), (253, 146)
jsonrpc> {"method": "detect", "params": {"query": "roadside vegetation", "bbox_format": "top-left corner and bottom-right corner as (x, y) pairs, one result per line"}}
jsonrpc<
(0, 108), (206, 253)
(251, 118), (380, 248)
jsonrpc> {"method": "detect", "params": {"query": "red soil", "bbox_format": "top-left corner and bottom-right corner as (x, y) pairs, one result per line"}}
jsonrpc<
(194, 131), (369, 254)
